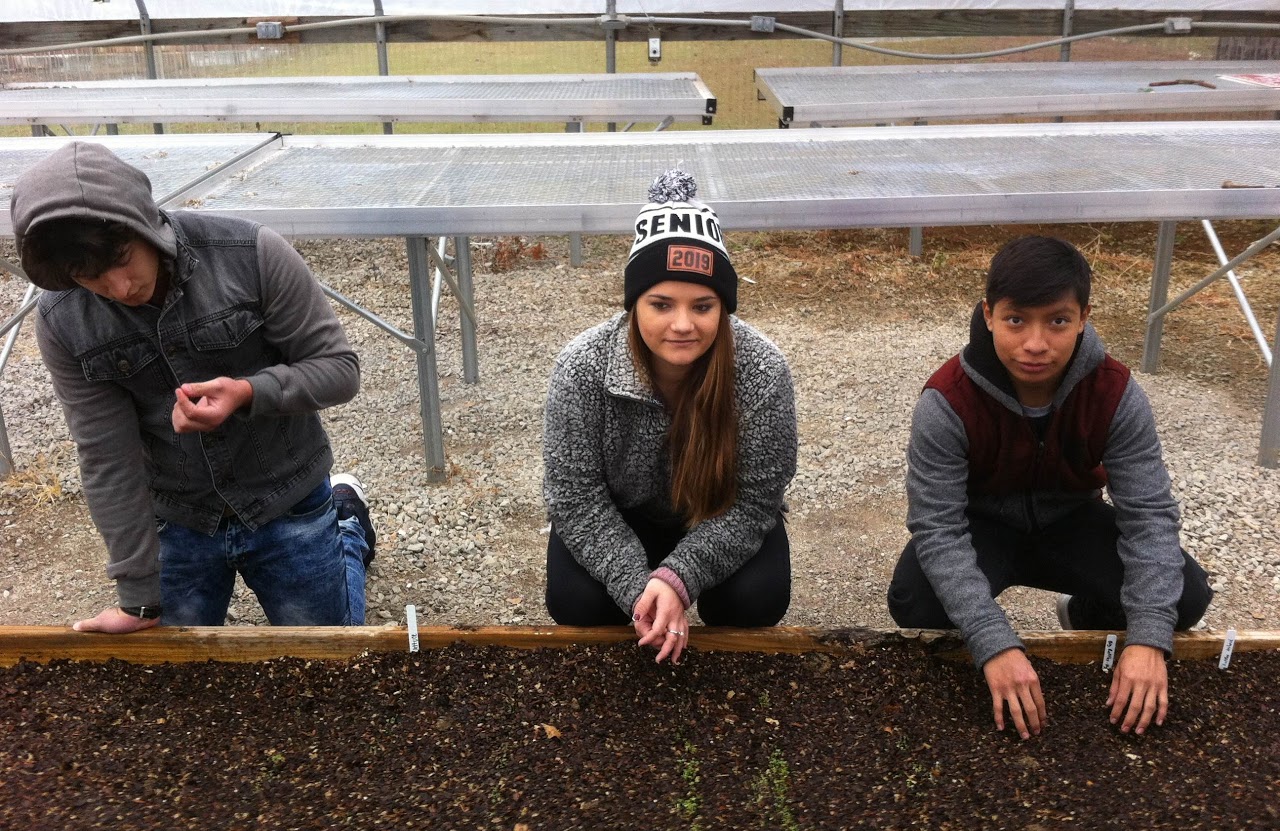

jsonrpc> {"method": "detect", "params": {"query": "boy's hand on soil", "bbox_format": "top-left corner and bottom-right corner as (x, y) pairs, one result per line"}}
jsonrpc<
(1108, 644), (1168, 734)
(633, 579), (689, 665)
(72, 607), (160, 634)
(983, 648), (1046, 739)
(172, 378), (253, 433)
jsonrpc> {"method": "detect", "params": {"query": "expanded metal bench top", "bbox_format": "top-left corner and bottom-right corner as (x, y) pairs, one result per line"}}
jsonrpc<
(0, 73), (717, 125)
(755, 61), (1280, 126)
(1, 123), (1278, 238)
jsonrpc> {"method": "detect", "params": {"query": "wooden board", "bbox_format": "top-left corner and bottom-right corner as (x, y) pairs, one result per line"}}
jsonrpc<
(1, 625), (1276, 667)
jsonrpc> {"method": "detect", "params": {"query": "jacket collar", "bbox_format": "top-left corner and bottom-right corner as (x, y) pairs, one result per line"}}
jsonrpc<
(162, 211), (201, 290)
(603, 312), (662, 406)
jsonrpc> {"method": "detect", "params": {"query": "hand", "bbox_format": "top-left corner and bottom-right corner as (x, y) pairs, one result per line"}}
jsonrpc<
(632, 579), (689, 665)
(982, 647), (1046, 739)
(1108, 644), (1168, 734)
(171, 377), (253, 433)
(72, 607), (160, 634)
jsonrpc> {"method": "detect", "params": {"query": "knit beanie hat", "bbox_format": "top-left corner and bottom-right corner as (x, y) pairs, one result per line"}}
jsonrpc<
(624, 169), (737, 313)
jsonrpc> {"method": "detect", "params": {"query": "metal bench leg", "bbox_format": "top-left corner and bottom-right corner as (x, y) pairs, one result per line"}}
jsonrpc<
(406, 236), (448, 482)
(909, 227), (924, 258)
(1262, 305), (1280, 468)
(454, 236), (479, 385)
(1201, 219), (1272, 365)
(0, 407), (11, 479)
(0, 279), (37, 480)
(565, 120), (585, 267)
(1142, 221), (1177, 373)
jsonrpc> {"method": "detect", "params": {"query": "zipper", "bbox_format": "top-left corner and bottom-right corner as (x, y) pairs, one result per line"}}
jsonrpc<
(1024, 432), (1046, 533)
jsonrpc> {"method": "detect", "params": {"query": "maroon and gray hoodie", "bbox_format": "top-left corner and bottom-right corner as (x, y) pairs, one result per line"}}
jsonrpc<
(906, 305), (1185, 668)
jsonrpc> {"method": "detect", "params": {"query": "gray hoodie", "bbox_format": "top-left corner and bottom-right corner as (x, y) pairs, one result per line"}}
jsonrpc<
(907, 308), (1185, 667)
(11, 142), (359, 608)
(543, 312), (797, 614)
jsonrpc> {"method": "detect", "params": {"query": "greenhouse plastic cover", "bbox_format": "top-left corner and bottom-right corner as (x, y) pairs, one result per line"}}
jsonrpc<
(4, 0), (1276, 23)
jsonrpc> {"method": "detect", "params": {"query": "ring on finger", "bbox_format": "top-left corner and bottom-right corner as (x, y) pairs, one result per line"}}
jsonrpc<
(667, 628), (686, 637)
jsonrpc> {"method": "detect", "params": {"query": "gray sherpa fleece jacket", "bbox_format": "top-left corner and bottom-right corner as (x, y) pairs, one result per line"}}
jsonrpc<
(543, 312), (797, 615)
(907, 308), (1185, 668)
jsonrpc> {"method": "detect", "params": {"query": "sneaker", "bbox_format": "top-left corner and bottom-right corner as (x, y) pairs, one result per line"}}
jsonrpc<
(1055, 594), (1075, 630)
(331, 473), (377, 566)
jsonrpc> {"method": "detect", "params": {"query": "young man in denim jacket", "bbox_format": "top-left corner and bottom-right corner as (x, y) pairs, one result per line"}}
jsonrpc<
(11, 142), (376, 632)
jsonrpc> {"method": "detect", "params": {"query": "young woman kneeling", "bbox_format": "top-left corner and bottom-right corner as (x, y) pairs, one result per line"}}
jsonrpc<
(543, 171), (798, 664)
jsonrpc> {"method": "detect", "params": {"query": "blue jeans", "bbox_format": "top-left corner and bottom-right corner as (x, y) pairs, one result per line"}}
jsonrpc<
(158, 478), (369, 626)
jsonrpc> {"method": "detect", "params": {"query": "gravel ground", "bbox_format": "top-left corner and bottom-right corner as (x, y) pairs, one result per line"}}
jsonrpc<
(1, 229), (1278, 633)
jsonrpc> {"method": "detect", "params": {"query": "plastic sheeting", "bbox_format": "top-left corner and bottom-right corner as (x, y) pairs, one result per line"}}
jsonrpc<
(4, 1), (1276, 23)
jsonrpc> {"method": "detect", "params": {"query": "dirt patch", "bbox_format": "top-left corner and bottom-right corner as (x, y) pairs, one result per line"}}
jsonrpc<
(2, 642), (1277, 830)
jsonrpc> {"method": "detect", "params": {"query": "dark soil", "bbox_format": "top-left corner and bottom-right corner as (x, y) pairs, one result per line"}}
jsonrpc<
(2, 643), (1278, 830)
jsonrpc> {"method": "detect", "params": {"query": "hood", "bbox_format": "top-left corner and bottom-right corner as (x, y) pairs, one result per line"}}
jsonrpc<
(10, 141), (177, 291)
(959, 301), (1106, 413)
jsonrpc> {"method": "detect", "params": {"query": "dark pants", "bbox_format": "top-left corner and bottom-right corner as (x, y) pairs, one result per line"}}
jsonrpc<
(887, 499), (1212, 630)
(546, 509), (791, 627)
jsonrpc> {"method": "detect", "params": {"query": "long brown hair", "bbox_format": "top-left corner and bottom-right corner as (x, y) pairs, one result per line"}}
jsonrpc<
(629, 307), (738, 526)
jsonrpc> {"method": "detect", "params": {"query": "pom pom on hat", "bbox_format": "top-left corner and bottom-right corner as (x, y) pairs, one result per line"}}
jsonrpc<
(647, 168), (698, 204)
(625, 169), (738, 313)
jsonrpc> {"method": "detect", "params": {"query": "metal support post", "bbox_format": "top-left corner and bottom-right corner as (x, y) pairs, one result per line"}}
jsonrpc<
(0, 407), (12, 479)
(1201, 219), (1273, 365)
(570, 234), (584, 268)
(566, 120), (585, 265)
(1261, 306), (1280, 468)
(406, 237), (448, 482)
(0, 280), (37, 480)
(454, 237), (479, 385)
(134, 0), (164, 134)
(1142, 221), (1177, 373)
(373, 0), (393, 135)
(832, 0), (845, 67)
(1054, 0), (1075, 124)
(1059, 0), (1075, 62)
(909, 227), (923, 258)
(605, 0), (617, 132)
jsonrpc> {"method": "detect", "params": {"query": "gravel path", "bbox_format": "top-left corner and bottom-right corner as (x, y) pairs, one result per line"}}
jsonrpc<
(1, 233), (1277, 633)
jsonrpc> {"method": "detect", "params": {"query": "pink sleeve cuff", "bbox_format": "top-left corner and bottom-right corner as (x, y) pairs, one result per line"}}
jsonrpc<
(650, 566), (691, 609)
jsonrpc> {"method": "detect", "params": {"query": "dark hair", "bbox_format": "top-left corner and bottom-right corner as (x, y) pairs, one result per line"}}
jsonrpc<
(985, 236), (1091, 310)
(19, 217), (136, 289)
(628, 307), (738, 526)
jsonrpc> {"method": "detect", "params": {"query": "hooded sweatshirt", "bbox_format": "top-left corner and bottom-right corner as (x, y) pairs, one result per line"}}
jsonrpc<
(11, 142), (359, 608)
(906, 304), (1185, 668)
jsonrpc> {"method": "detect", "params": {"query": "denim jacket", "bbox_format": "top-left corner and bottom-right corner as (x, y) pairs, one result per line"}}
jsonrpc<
(33, 211), (360, 607)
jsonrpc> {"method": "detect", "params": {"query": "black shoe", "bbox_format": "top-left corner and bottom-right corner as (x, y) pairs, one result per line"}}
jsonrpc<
(331, 473), (377, 566)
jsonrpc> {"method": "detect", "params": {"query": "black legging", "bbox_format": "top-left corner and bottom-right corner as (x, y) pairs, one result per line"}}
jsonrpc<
(887, 499), (1212, 631)
(546, 508), (791, 627)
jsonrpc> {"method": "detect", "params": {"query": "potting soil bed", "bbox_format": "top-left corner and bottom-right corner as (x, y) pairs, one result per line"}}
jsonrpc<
(2, 642), (1277, 830)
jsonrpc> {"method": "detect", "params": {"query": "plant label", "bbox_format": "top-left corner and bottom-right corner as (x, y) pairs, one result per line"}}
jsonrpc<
(406, 604), (420, 653)
(1102, 634), (1117, 672)
(1219, 628), (1236, 670)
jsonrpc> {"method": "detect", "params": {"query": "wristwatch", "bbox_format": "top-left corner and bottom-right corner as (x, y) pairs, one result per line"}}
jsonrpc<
(119, 605), (162, 620)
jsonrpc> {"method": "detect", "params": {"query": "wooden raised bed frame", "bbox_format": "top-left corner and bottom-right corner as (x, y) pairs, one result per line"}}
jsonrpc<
(1, 625), (1277, 666)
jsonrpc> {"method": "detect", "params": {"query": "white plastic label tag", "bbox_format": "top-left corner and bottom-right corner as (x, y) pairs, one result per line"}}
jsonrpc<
(405, 604), (420, 653)
(1102, 634), (1118, 672)
(1218, 628), (1236, 670)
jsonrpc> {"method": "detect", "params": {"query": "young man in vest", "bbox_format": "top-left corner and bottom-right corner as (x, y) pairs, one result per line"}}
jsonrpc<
(888, 235), (1212, 740)
(11, 142), (377, 633)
